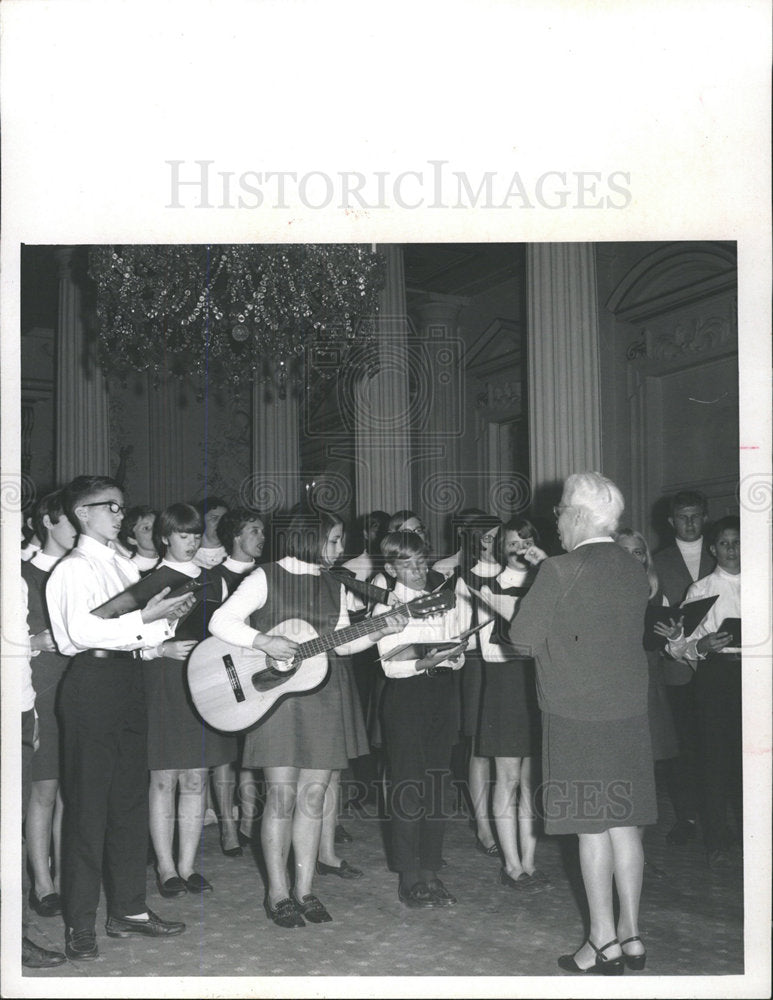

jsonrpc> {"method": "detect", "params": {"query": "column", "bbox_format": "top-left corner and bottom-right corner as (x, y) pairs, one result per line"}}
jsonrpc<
(526, 243), (602, 503)
(353, 245), (412, 515)
(250, 382), (301, 515)
(55, 247), (111, 482)
(410, 294), (466, 555)
(147, 376), (186, 509)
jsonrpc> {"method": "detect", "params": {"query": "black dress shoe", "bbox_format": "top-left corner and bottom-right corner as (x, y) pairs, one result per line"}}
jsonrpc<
(184, 873), (213, 893)
(315, 859), (363, 879)
(398, 881), (437, 908)
(29, 889), (62, 917)
(334, 823), (353, 844)
(426, 878), (457, 906)
(105, 908), (186, 938)
(293, 893), (333, 923)
(620, 935), (647, 971)
(65, 927), (99, 960)
(557, 938), (625, 975)
(157, 874), (188, 898)
(265, 896), (305, 928)
(22, 937), (66, 968)
(500, 868), (543, 893)
(666, 818), (697, 845)
(221, 841), (243, 858)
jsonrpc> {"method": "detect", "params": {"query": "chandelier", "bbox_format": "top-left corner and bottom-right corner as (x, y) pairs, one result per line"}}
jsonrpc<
(88, 244), (384, 391)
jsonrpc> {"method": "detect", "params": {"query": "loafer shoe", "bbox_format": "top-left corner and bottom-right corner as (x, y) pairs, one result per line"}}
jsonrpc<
(184, 873), (213, 893)
(29, 889), (62, 917)
(221, 842), (243, 858)
(398, 881), (438, 908)
(22, 937), (66, 968)
(315, 859), (363, 879)
(500, 868), (543, 892)
(157, 874), (187, 898)
(293, 892), (333, 924)
(265, 896), (305, 928)
(334, 824), (353, 844)
(65, 927), (99, 960)
(426, 877), (457, 906)
(105, 907), (186, 938)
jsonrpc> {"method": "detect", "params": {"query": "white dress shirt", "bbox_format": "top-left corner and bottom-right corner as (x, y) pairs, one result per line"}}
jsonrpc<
(374, 579), (466, 679)
(209, 556), (381, 655)
(47, 535), (172, 657)
(667, 565), (741, 662)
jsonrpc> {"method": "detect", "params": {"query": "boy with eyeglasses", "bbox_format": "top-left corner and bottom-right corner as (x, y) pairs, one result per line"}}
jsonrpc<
(46, 476), (195, 960)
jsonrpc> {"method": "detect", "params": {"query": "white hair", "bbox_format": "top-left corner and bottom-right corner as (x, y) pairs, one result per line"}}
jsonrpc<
(562, 471), (625, 534)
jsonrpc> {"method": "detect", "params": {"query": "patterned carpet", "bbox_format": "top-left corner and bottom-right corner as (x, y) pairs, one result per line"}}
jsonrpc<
(16, 777), (759, 995)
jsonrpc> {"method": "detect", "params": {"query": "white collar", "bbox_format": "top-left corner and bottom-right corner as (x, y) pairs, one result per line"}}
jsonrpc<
(470, 559), (500, 577)
(77, 534), (121, 561)
(160, 559), (201, 579)
(223, 556), (255, 575)
(713, 565), (741, 583)
(279, 555), (321, 576)
(574, 536), (615, 549)
(30, 550), (61, 572)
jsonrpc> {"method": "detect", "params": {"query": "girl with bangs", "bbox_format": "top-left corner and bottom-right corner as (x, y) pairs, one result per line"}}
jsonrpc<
(144, 503), (237, 899)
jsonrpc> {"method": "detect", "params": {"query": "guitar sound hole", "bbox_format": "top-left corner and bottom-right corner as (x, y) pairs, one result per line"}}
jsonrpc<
(252, 663), (298, 693)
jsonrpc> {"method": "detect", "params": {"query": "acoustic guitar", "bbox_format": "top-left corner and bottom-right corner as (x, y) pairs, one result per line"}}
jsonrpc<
(187, 589), (454, 732)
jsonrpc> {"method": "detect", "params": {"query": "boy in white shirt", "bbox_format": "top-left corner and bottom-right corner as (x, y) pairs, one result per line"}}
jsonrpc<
(374, 531), (466, 909)
(665, 516), (742, 868)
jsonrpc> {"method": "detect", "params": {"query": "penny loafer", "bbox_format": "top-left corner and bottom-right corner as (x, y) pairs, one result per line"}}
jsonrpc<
(315, 859), (364, 879)
(398, 881), (438, 908)
(22, 937), (66, 968)
(29, 889), (62, 917)
(184, 873), (213, 893)
(65, 927), (99, 960)
(426, 877), (457, 906)
(106, 907), (186, 938)
(265, 896), (305, 928)
(293, 892), (333, 923)
(157, 874), (188, 898)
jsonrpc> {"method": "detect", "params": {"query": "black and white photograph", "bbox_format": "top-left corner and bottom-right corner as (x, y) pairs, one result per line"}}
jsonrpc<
(1, 4), (770, 999)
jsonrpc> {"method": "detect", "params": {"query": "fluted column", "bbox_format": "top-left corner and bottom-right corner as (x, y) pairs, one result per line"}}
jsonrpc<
(410, 294), (466, 555)
(526, 243), (601, 500)
(353, 245), (412, 515)
(250, 382), (301, 514)
(147, 377), (185, 509)
(55, 247), (111, 482)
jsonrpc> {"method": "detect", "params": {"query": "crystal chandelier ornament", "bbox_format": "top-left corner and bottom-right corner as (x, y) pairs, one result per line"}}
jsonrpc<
(88, 244), (384, 389)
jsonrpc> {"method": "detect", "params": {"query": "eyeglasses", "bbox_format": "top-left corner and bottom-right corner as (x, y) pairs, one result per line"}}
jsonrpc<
(81, 501), (126, 515)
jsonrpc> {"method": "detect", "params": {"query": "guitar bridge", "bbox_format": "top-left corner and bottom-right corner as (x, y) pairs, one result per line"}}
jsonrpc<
(222, 654), (246, 703)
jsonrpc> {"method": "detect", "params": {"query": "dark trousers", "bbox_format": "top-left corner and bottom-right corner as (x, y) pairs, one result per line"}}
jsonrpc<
(664, 679), (700, 821)
(382, 674), (456, 875)
(58, 654), (149, 931)
(695, 655), (743, 851)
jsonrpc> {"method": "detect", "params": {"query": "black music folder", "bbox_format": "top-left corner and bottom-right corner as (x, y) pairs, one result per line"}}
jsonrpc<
(645, 595), (719, 649)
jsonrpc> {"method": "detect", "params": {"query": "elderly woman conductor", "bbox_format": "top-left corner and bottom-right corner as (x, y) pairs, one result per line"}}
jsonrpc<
(508, 472), (655, 974)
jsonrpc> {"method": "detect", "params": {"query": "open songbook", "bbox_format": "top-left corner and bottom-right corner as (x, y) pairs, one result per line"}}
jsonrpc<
(381, 619), (488, 661)
(644, 595), (719, 649)
(91, 568), (207, 619)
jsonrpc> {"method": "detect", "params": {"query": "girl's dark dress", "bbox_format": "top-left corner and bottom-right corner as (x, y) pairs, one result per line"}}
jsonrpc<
(143, 565), (236, 770)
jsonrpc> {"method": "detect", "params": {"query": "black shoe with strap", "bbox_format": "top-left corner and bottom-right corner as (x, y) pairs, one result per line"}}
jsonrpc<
(620, 935), (647, 971)
(558, 938), (625, 975)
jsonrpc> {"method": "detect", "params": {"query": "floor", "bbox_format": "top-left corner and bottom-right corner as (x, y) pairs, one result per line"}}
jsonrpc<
(16, 777), (756, 996)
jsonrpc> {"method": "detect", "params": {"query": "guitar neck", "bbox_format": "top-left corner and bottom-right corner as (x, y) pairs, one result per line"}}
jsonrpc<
(296, 603), (411, 660)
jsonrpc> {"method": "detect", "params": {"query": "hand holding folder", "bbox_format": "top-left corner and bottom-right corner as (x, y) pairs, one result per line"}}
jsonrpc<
(645, 595), (719, 650)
